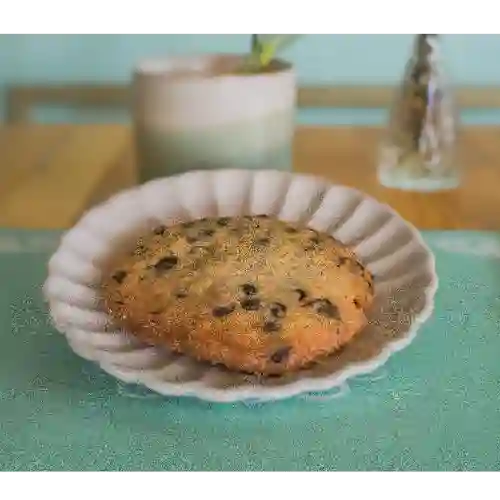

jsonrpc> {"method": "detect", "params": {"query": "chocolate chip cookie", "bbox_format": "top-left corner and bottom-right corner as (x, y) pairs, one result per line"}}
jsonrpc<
(101, 215), (374, 376)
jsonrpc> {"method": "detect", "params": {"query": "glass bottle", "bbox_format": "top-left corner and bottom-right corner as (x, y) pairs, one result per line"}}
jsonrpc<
(378, 35), (460, 192)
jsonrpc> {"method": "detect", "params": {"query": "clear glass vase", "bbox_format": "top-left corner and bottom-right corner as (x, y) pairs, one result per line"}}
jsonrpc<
(378, 35), (461, 192)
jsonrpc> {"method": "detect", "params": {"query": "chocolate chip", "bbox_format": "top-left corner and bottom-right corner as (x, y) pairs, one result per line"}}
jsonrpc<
(338, 257), (349, 266)
(111, 270), (127, 284)
(216, 217), (230, 226)
(269, 302), (287, 319)
(212, 304), (236, 317)
(306, 298), (340, 320)
(353, 298), (361, 309)
(241, 283), (258, 296)
(175, 291), (188, 299)
(153, 225), (167, 235)
(270, 346), (291, 363)
(154, 255), (178, 271)
(255, 237), (270, 246)
(294, 288), (307, 301)
(263, 321), (281, 333)
(199, 228), (215, 237)
(240, 298), (261, 311)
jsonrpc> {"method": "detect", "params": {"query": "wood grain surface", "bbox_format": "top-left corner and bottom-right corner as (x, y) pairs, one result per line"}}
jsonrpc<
(0, 124), (498, 230)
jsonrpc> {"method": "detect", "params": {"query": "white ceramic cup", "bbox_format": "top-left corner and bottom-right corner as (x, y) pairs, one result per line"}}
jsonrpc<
(132, 54), (296, 182)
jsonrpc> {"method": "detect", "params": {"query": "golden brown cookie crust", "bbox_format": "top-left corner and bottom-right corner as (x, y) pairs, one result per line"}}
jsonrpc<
(101, 215), (374, 376)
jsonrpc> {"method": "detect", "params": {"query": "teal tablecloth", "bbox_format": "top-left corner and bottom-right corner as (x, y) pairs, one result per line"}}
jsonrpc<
(1, 229), (500, 471)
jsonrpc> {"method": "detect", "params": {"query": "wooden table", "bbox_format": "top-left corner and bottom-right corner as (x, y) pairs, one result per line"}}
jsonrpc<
(1, 124), (499, 230)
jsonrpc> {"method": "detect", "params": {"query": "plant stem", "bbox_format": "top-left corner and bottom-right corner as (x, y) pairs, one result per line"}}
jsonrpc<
(251, 34), (259, 54)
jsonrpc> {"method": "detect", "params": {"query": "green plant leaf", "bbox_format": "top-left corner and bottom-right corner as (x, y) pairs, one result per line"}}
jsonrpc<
(257, 35), (301, 66)
(241, 34), (302, 73)
(258, 34), (302, 52)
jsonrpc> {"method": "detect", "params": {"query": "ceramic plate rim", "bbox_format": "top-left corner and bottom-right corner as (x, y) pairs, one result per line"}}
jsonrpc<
(44, 169), (438, 403)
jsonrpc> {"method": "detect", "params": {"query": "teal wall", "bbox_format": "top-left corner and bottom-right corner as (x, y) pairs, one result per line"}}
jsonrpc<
(1, 34), (500, 125)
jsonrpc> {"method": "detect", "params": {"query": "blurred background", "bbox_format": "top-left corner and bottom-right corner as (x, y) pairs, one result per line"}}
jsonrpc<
(1, 34), (500, 125)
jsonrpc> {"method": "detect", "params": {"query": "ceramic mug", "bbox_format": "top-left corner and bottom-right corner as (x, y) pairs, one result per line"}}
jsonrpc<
(132, 54), (296, 182)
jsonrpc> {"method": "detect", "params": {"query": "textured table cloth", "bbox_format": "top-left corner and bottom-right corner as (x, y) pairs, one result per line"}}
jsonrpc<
(1, 229), (499, 471)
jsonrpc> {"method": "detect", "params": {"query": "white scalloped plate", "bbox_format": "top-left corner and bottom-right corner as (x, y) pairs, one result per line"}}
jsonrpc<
(43, 169), (438, 403)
